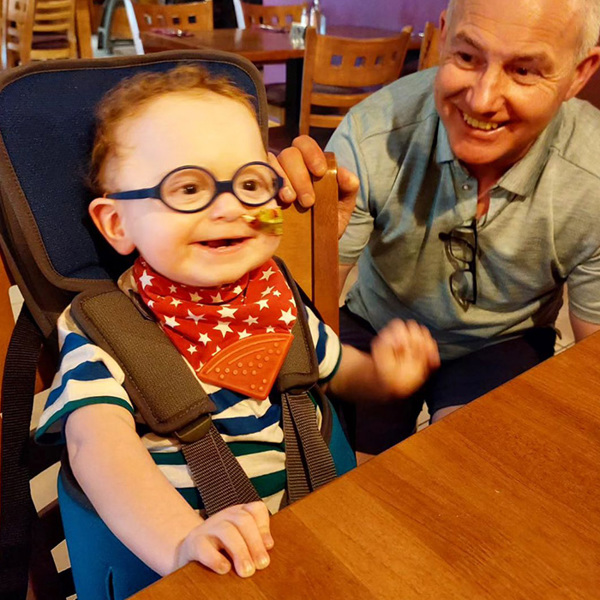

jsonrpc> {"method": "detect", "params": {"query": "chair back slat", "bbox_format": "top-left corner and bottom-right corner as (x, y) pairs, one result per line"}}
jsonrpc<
(2, 0), (77, 66)
(241, 2), (307, 31)
(418, 21), (440, 70)
(299, 26), (412, 136)
(133, 1), (213, 33)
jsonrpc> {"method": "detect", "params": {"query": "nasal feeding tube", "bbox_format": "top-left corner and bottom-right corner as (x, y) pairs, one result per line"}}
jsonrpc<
(241, 207), (283, 236)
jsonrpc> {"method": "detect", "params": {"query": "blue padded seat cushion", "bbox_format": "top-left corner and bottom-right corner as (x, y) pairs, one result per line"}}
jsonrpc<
(0, 51), (266, 285)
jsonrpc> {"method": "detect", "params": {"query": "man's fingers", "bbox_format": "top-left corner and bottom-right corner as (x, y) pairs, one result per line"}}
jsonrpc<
(267, 151), (296, 204)
(276, 145), (316, 207)
(292, 135), (327, 176)
(337, 166), (359, 238)
(337, 166), (360, 196)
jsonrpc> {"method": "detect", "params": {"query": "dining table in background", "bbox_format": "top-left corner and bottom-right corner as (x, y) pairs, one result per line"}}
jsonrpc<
(140, 26), (422, 136)
(131, 331), (600, 599)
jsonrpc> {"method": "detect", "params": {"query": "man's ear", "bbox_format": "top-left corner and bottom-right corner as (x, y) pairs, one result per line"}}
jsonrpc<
(89, 197), (136, 255)
(566, 47), (600, 100)
(439, 10), (448, 52)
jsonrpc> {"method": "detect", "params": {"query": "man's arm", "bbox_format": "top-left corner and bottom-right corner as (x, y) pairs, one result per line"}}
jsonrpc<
(569, 311), (600, 342)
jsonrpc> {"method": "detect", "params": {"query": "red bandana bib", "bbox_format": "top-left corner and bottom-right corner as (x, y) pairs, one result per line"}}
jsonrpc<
(132, 257), (297, 399)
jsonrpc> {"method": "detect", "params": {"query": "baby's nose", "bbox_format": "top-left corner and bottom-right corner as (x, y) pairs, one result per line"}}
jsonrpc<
(208, 192), (246, 221)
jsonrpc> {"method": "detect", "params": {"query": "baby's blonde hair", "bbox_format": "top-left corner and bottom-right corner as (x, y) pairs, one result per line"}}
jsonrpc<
(90, 64), (257, 195)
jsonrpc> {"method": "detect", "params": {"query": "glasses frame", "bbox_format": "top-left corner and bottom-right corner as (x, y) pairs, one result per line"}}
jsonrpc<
(439, 218), (478, 307)
(104, 161), (284, 214)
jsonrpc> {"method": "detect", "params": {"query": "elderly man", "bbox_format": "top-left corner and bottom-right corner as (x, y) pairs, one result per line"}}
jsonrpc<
(273, 0), (600, 451)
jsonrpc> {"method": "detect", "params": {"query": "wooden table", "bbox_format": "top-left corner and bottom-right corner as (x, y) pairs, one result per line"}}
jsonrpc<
(140, 26), (421, 135)
(132, 333), (600, 599)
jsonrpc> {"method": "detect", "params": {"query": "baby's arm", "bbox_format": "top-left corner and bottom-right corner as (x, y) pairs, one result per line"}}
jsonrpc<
(66, 403), (273, 577)
(326, 319), (440, 403)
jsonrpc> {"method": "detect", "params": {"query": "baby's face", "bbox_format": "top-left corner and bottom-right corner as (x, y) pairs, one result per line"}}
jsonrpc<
(104, 91), (280, 288)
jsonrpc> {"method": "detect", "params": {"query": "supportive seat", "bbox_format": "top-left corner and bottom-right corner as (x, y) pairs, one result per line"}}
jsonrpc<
(0, 49), (339, 599)
(418, 21), (440, 70)
(2, 0), (79, 67)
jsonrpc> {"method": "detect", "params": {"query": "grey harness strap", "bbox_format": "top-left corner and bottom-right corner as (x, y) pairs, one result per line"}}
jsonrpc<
(180, 424), (260, 514)
(281, 392), (338, 504)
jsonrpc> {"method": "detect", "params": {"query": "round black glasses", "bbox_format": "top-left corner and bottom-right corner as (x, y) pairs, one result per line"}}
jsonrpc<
(439, 218), (478, 308)
(105, 161), (284, 213)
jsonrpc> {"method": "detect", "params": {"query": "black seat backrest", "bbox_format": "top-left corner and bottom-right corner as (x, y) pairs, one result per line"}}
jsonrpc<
(0, 50), (268, 337)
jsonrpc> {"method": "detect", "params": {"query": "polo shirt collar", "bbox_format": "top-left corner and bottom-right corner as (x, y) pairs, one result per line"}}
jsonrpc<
(436, 119), (454, 164)
(434, 107), (564, 196)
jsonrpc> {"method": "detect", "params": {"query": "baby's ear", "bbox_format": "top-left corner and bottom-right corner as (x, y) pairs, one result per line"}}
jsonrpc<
(89, 197), (136, 255)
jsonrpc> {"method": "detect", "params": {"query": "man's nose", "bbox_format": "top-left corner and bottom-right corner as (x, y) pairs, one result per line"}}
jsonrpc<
(466, 65), (506, 115)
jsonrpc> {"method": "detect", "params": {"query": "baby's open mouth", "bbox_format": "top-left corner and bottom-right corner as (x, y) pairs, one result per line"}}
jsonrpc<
(199, 237), (249, 249)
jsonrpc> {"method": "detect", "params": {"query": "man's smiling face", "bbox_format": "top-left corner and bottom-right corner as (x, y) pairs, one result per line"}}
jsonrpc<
(434, 0), (588, 177)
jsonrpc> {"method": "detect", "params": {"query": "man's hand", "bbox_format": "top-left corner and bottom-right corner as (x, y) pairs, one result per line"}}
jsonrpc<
(176, 502), (274, 577)
(269, 135), (359, 239)
(371, 320), (440, 399)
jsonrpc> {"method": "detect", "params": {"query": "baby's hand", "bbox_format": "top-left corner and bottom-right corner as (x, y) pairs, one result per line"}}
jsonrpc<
(176, 501), (274, 577)
(371, 320), (440, 399)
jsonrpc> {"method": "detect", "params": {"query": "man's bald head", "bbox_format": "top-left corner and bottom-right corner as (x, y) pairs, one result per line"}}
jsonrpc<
(444, 0), (600, 61)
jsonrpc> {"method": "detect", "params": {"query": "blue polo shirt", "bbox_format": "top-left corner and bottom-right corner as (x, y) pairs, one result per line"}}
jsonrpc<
(330, 68), (600, 359)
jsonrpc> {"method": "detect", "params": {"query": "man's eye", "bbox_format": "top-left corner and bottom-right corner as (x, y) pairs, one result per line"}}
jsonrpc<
(512, 65), (540, 82)
(457, 52), (473, 64)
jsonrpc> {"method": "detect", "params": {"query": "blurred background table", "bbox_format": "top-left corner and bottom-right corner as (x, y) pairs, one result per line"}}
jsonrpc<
(132, 332), (600, 599)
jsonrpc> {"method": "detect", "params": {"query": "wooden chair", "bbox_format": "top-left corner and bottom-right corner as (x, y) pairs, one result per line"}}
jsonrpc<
(133, 0), (213, 35)
(3, 0), (78, 67)
(278, 152), (339, 331)
(241, 1), (306, 31)
(418, 21), (440, 70)
(240, 2), (308, 126)
(298, 25), (413, 138)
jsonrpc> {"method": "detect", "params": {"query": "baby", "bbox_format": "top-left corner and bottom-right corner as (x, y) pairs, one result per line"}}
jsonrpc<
(35, 65), (439, 599)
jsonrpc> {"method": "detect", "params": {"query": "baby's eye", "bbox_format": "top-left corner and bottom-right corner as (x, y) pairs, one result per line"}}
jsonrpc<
(182, 183), (199, 195)
(242, 179), (259, 192)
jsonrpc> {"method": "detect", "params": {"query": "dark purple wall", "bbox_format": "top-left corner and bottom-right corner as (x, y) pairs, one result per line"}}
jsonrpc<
(322, 0), (447, 34)
(264, 0), (448, 34)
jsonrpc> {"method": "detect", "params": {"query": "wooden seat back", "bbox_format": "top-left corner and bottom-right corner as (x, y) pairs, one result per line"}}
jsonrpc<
(241, 2), (307, 31)
(133, 0), (213, 34)
(2, 0), (83, 67)
(418, 21), (440, 70)
(277, 152), (339, 331)
(299, 26), (413, 135)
